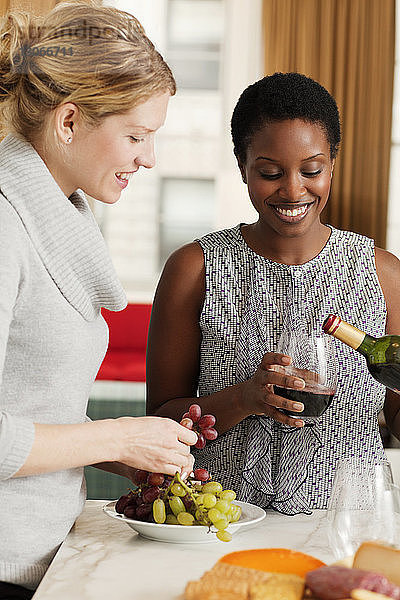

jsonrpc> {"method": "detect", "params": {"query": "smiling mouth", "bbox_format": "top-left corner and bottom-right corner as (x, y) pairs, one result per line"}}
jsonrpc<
(115, 172), (133, 182)
(271, 202), (314, 220)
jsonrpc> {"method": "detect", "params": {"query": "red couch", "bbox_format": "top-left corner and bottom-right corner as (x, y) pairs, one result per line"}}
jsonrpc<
(96, 304), (152, 382)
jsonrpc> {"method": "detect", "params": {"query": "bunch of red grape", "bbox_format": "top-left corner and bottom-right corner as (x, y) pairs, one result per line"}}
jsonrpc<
(180, 403), (218, 450)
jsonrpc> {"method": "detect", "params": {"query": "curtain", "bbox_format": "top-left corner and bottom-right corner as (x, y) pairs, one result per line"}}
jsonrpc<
(1, 0), (58, 13)
(2, 0), (98, 13)
(262, 0), (395, 248)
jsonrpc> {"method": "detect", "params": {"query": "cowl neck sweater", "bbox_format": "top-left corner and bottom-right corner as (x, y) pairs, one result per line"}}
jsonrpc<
(0, 134), (127, 320)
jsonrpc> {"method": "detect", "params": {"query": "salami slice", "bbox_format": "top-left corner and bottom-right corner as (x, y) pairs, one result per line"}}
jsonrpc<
(305, 566), (400, 600)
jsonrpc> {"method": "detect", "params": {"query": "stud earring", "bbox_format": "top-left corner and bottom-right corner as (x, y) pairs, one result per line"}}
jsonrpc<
(65, 137), (72, 144)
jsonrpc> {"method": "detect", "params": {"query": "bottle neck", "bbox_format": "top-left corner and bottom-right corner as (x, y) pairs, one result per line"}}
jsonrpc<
(324, 316), (376, 355)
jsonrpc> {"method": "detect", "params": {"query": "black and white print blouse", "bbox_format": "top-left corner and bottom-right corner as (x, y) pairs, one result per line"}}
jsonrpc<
(193, 224), (387, 514)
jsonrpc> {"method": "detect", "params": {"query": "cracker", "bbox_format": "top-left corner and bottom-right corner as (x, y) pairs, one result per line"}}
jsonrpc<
(184, 562), (273, 600)
(184, 579), (247, 600)
(184, 578), (248, 599)
(249, 574), (305, 600)
(203, 563), (273, 584)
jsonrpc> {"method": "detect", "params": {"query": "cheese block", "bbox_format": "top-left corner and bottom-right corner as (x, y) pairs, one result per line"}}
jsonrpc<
(219, 548), (325, 576)
(353, 542), (400, 586)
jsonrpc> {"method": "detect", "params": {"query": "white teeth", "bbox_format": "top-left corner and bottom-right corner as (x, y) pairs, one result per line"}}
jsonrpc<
(115, 172), (131, 181)
(275, 205), (308, 217)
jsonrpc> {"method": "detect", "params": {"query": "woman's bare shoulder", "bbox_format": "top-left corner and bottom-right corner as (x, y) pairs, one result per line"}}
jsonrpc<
(375, 247), (400, 331)
(154, 242), (205, 309)
(164, 241), (205, 273)
(375, 246), (400, 286)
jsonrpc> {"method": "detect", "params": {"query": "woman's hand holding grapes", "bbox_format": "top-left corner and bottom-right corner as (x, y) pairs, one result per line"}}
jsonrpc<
(115, 416), (197, 476)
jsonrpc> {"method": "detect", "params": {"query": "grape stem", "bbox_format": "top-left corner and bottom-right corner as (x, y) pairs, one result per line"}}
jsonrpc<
(175, 472), (210, 526)
(175, 471), (195, 499)
(162, 476), (176, 501)
(161, 473), (194, 503)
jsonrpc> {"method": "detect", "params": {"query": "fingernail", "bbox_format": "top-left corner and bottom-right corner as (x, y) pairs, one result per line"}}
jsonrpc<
(295, 420), (304, 427)
(281, 356), (291, 365)
(294, 379), (304, 388)
(181, 472), (188, 480)
(293, 403), (304, 411)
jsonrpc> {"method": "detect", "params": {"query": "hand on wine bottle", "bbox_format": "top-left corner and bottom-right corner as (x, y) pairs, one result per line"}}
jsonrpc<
(237, 352), (306, 427)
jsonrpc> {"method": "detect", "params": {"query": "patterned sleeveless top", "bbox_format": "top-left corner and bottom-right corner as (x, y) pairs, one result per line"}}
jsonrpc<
(193, 224), (387, 514)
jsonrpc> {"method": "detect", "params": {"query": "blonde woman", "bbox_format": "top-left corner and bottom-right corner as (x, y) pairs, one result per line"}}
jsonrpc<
(0, 3), (196, 597)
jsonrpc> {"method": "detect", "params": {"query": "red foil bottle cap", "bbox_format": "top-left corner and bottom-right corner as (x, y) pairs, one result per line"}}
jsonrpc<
(322, 314), (341, 334)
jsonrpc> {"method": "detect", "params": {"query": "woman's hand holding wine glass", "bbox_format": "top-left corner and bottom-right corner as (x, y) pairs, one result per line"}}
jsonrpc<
(237, 351), (307, 427)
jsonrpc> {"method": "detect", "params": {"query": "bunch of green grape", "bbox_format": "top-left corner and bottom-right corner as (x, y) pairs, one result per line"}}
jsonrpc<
(154, 471), (241, 542)
(114, 404), (241, 541)
(115, 468), (241, 542)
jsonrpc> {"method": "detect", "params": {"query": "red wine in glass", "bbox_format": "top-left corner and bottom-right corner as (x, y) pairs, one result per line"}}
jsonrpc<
(274, 384), (336, 418)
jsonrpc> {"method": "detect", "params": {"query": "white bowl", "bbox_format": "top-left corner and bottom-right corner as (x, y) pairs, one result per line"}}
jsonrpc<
(103, 500), (266, 544)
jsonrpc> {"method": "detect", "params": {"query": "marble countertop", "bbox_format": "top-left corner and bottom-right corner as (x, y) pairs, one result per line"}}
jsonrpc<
(32, 500), (334, 600)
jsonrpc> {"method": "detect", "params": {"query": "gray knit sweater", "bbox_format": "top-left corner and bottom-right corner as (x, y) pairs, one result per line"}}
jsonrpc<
(0, 134), (127, 589)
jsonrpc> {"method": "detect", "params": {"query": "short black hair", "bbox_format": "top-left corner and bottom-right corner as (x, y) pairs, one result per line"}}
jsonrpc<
(231, 72), (341, 163)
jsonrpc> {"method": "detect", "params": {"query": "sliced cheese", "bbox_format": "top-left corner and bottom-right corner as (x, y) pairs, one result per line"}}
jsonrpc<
(353, 541), (400, 586)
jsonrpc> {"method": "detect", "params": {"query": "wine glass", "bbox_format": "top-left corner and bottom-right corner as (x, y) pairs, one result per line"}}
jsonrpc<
(275, 324), (338, 426)
(327, 458), (400, 560)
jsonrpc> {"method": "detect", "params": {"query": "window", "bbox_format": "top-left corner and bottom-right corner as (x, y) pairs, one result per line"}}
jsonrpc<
(166, 0), (224, 90)
(159, 177), (215, 266)
(97, 0), (262, 301)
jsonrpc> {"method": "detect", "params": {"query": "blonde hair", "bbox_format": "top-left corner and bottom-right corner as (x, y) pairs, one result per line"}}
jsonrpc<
(0, 1), (176, 141)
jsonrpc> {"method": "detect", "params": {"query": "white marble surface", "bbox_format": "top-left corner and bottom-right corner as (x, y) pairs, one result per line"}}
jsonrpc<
(32, 501), (334, 600)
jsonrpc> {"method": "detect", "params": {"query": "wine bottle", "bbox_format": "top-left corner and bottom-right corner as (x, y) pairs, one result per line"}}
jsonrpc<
(322, 315), (400, 393)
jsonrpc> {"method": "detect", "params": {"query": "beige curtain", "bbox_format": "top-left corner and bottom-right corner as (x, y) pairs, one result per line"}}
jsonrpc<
(1, 0), (58, 14)
(263, 0), (395, 248)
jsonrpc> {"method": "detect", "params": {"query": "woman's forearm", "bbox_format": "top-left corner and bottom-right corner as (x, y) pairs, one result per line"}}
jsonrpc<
(12, 415), (197, 478)
(13, 419), (120, 478)
(149, 383), (249, 435)
(149, 354), (308, 432)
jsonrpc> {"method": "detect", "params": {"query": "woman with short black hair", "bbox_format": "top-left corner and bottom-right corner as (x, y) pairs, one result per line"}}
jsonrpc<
(147, 72), (400, 516)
